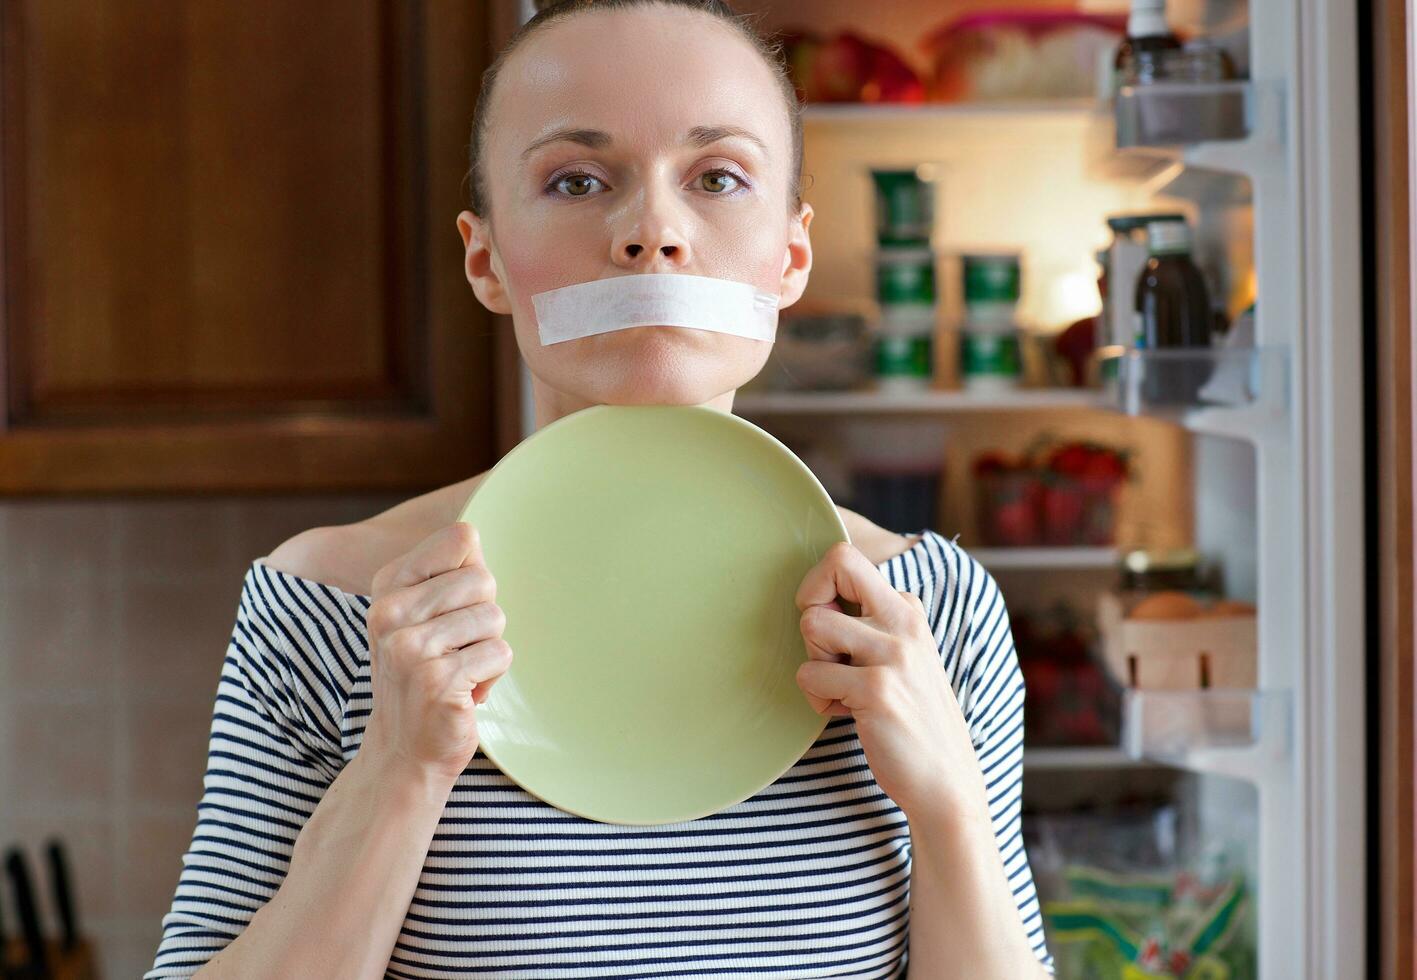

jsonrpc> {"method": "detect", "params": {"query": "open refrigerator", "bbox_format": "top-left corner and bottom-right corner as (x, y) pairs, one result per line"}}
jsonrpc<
(503, 0), (1366, 975)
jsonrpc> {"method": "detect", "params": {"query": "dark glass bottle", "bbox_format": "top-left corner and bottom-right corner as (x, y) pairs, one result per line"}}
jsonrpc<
(1113, 0), (1182, 91)
(1133, 220), (1213, 404)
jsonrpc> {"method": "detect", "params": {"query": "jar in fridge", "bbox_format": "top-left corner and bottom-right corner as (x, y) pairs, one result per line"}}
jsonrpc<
(960, 253), (1022, 393)
(873, 303), (935, 393)
(870, 168), (935, 247)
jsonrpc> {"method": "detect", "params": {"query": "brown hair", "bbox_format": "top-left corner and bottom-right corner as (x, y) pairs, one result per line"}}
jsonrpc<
(466, 0), (804, 224)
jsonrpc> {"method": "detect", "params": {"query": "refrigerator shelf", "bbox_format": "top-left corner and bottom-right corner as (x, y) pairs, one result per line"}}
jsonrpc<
(801, 99), (1098, 123)
(971, 547), (1119, 571)
(733, 387), (1106, 416)
(1022, 745), (1152, 770)
(1121, 687), (1291, 783)
(1098, 345), (1289, 443)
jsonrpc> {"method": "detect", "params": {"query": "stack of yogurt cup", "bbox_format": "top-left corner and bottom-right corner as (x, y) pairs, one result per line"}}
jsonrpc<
(870, 168), (938, 394)
(958, 253), (1023, 393)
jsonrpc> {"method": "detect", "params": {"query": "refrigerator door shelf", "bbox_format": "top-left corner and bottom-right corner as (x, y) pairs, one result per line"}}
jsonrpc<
(1121, 687), (1291, 783)
(1091, 80), (1284, 187)
(1115, 80), (1253, 149)
(1098, 345), (1289, 444)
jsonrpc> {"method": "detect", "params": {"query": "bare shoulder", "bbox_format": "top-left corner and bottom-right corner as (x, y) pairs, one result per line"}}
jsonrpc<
(262, 522), (402, 597)
(262, 474), (488, 596)
(261, 493), (918, 594)
(836, 505), (924, 565)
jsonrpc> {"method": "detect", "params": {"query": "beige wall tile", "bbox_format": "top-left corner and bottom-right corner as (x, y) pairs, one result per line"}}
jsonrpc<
(120, 699), (213, 808)
(113, 497), (247, 586)
(8, 695), (118, 809)
(0, 501), (121, 588)
(2, 582), (118, 697)
(114, 581), (241, 706)
(8, 814), (119, 922)
(118, 811), (201, 919)
(0, 493), (408, 980)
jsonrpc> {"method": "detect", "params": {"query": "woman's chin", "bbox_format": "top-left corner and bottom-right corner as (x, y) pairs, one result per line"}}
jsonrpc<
(595, 376), (726, 407)
(594, 356), (738, 407)
(531, 326), (764, 406)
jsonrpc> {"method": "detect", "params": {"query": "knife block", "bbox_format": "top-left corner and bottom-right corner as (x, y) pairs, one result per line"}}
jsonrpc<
(2, 935), (100, 979)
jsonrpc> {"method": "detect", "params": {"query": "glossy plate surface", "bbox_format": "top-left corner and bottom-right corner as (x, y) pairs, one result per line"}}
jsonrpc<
(456, 404), (849, 825)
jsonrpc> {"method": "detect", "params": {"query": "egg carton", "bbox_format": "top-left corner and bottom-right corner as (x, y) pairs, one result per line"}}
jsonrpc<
(1096, 591), (1257, 691)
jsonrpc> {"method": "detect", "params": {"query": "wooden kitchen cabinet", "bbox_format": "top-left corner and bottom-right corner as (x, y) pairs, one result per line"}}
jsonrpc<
(0, 1), (522, 493)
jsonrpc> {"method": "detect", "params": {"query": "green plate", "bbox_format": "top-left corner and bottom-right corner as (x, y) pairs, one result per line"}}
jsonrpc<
(455, 404), (850, 825)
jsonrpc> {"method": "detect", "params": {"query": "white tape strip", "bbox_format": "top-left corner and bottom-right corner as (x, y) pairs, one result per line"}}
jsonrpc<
(531, 272), (781, 346)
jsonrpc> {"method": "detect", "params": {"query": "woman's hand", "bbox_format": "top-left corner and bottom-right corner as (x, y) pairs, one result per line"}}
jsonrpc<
(361, 522), (515, 783)
(794, 541), (989, 824)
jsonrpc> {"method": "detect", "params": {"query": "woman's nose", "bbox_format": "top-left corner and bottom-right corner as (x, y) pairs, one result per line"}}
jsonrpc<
(624, 242), (679, 262)
(611, 184), (691, 269)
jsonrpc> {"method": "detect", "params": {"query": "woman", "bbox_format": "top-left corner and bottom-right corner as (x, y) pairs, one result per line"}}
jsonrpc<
(146, 1), (1053, 977)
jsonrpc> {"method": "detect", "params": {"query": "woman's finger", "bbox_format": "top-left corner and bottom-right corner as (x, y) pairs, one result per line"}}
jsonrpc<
(444, 638), (514, 702)
(797, 658), (879, 715)
(795, 541), (908, 626)
(800, 601), (900, 668)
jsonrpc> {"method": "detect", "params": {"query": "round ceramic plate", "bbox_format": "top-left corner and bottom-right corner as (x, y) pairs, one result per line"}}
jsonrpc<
(456, 404), (849, 826)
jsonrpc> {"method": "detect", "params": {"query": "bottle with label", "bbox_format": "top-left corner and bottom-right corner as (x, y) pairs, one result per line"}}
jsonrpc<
(1113, 0), (1182, 92)
(1133, 220), (1214, 404)
(1105, 213), (1186, 349)
(959, 253), (1022, 394)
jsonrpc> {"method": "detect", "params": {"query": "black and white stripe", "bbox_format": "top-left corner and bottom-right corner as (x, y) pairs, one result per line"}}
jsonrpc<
(145, 529), (1053, 978)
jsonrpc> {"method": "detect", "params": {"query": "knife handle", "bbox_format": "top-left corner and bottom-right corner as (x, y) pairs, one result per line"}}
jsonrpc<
(43, 841), (77, 952)
(3, 847), (49, 979)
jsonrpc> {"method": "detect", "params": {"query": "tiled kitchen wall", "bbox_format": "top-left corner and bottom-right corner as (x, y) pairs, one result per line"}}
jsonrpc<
(0, 493), (406, 979)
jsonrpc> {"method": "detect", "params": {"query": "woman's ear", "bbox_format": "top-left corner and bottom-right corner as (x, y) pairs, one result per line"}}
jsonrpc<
(457, 210), (513, 315)
(777, 202), (814, 310)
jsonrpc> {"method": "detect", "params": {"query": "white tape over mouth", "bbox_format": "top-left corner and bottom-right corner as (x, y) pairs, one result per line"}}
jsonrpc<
(531, 272), (781, 346)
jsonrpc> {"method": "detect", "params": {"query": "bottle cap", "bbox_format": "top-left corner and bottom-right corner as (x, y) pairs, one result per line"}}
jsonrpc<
(1107, 212), (1185, 235)
(1123, 548), (1201, 574)
(1127, 0), (1171, 34)
(1147, 220), (1192, 254)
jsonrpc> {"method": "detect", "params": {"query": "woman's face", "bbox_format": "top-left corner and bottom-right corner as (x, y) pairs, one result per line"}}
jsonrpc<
(457, 6), (813, 415)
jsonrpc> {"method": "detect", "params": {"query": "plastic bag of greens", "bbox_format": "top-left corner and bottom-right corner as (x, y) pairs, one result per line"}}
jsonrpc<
(1043, 861), (1254, 978)
(1024, 797), (1257, 979)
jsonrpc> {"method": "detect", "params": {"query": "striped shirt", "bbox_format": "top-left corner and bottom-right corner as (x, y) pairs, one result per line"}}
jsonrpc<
(146, 528), (1053, 978)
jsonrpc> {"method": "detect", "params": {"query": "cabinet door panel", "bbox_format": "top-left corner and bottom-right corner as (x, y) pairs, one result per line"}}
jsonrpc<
(0, 1), (508, 492)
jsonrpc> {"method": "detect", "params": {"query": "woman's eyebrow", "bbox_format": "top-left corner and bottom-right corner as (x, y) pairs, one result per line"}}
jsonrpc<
(519, 124), (768, 162)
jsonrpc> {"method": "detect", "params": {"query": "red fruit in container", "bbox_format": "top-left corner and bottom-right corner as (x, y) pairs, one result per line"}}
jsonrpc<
(1042, 483), (1086, 544)
(778, 29), (825, 103)
(1071, 667), (1107, 705)
(1064, 711), (1108, 744)
(1022, 659), (1062, 702)
(1046, 442), (1092, 476)
(1051, 630), (1090, 666)
(1079, 448), (1128, 490)
(812, 31), (876, 102)
(1021, 471), (1048, 507)
(860, 42), (926, 103)
(992, 498), (1039, 546)
(973, 450), (1014, 476)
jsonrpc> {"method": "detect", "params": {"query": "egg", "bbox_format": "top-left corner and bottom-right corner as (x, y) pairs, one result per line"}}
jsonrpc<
(1198, 599), (1258, 618)
(1126, 591), (1203, 620)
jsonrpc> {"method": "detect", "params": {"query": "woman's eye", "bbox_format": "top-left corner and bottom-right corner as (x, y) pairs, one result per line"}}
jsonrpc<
(544, 167), (749, 199)
(548, 172), (603, 197)
(698, 168), (746, 194)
